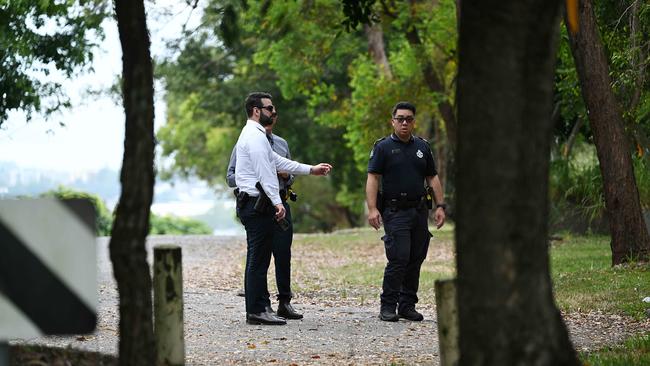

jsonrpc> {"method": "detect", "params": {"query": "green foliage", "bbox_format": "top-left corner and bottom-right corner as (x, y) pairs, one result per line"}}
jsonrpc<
(149, 214), (212, 235)
(549, 143), (650, 232)
(583, 334), (650, 366)
(555, 1), (650, 154)
(38, 186), (213, 236)
(39, 185), (112, 236)
(0, 0), (108, 124)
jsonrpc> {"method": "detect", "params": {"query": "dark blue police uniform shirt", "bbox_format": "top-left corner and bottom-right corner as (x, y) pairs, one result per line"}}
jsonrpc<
(367, 134), (437, 198)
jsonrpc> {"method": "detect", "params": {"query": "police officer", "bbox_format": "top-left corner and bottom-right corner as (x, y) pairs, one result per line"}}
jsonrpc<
(227, 113), (303, 320)
(234, 92), (331, 325)
(366, 101), (446, 322)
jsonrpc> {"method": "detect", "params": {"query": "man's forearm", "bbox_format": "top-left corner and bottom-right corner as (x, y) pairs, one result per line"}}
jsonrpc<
(366, 174), (380, 209)
(428, 176), (445, 204)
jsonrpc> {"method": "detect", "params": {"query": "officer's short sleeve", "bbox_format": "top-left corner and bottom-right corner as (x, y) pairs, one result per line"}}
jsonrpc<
(367, 142), (384, 174)
(424, 142), (437, 177)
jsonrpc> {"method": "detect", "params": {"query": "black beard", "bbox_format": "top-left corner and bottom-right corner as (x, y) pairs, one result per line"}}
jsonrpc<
(259, 113), (273, 126)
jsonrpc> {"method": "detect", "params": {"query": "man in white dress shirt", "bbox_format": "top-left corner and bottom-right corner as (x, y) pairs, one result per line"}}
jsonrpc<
(235, 92), (332, 325)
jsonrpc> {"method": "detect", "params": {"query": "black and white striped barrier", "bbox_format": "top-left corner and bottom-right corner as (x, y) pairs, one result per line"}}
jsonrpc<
(0, 198), (97, 340)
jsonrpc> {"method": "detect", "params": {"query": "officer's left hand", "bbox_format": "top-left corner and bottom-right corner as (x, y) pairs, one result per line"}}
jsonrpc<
(434, 207), (446, 229)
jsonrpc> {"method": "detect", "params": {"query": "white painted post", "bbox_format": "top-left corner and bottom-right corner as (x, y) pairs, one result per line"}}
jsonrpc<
(435, 279), (459, 366)
(153, 245), (185, 366)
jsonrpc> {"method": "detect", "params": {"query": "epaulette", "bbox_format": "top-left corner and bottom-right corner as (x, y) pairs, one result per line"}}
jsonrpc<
(415, 136), (429, 143)
(373, 136), (387, 147)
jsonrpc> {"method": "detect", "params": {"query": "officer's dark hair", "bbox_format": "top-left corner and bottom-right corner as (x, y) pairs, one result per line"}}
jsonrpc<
(245, 92), (273, 117)
(391, 101), (416, 117)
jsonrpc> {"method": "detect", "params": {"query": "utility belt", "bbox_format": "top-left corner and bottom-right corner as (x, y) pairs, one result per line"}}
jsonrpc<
(378, 192), (429, 211)
(234, 185), (290, 231)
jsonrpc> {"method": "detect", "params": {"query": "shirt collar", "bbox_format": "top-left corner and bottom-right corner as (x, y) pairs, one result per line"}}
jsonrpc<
(246, 119), (266, 134)
(390, 133), (414, 144)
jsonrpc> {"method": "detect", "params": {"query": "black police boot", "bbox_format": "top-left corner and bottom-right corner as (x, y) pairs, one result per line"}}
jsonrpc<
(398, 306), (424, 321)
(277, 300), (303, 320)
(379, 305), (399, 322)
(246, 311), (287, 325)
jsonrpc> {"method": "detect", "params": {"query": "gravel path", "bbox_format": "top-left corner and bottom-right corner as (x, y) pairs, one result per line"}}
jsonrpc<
(13, 235), (650, 365)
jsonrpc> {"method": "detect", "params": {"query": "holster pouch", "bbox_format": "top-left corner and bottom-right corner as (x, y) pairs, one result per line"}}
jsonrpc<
(425, 186), (433, 210)
(254, 182), (275, 215)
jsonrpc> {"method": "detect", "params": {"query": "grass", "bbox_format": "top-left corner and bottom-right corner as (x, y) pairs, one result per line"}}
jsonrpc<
(583, 334), (650, 366)
(550, 233), (650, 319)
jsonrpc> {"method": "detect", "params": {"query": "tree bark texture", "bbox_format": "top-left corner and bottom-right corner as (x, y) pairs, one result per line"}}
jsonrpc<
(364, 23), (393, 79)
(455, 1), (580, 365)
(110, 0), (157, 364)
(567, 0), (650, 265)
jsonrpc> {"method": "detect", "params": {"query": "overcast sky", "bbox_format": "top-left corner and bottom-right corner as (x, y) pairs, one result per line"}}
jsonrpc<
(0, 2), (201, 173)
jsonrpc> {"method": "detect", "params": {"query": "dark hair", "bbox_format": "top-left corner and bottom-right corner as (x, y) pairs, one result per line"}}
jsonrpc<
(245, 92), (273, 117)
(391, 101), (416, 116)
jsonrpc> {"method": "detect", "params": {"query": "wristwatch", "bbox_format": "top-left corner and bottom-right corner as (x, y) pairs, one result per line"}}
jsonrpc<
(435, 203), (447, 211)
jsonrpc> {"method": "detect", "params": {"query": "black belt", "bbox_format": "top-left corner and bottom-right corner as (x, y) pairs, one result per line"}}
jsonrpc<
(383, 196), (426, 210)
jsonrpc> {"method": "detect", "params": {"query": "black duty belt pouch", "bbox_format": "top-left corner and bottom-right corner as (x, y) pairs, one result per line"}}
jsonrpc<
(254, 182), (275, 215)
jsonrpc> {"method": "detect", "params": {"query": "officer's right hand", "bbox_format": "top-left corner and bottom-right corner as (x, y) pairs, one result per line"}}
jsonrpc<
(368, 208), (382, 230)
(275, 203), (286, 221)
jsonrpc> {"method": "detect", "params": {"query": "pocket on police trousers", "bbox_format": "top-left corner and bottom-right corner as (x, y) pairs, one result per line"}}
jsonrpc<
(381, 234), (396, 260)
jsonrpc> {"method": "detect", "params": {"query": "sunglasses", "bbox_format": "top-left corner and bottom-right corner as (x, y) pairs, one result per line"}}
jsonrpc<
(393, 116), (414, 124)
(257, 105), (276, 113)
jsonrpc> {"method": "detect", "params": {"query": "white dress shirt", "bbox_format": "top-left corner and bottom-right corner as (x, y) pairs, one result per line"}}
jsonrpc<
(235, 120), (311, 205)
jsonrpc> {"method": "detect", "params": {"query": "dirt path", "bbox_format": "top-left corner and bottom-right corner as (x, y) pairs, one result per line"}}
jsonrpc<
(13, 235), (650, 365)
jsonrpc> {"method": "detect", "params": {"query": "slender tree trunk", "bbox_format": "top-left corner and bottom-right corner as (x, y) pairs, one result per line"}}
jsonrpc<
(364, 23), (393, 79)
(456, 1), (580, 364)
(566, 0), (650, 265)
(110, 0), (156, 364)
(563, 117), (584, 158)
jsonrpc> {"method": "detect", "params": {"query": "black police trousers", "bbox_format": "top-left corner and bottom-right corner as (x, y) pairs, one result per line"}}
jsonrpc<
(238, 198), (293, 314)
(272, 202), (293, 301)
(380, 206), (432, 311)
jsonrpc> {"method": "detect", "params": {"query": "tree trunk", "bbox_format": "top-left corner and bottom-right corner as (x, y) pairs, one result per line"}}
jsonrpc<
(455, 1), (580, 364)
(364, 23), (393, 79)
(567, 0), (650, 265)
(110, 0), (156, 364)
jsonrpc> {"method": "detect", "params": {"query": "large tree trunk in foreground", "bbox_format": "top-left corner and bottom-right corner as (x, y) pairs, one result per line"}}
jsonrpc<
(567, 0), (650, 265)
(110, 0), (156, 364)
(455, 1), (580, 364)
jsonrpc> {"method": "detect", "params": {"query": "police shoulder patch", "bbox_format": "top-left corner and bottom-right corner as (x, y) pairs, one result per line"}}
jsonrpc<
(373, 136), (387, 147)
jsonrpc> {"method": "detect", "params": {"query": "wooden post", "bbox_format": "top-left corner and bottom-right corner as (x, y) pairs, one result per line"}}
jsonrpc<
(435, 278), (459, 366)
(153, 245), (184, 366)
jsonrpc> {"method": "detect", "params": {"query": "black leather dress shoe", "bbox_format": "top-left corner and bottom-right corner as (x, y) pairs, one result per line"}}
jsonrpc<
(379, 308), (399, 322)
(265, 305), (275, 314)
(277, 301), (303, 319)
(246, 311), (287, 325)
(398, 307), (424, 321)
